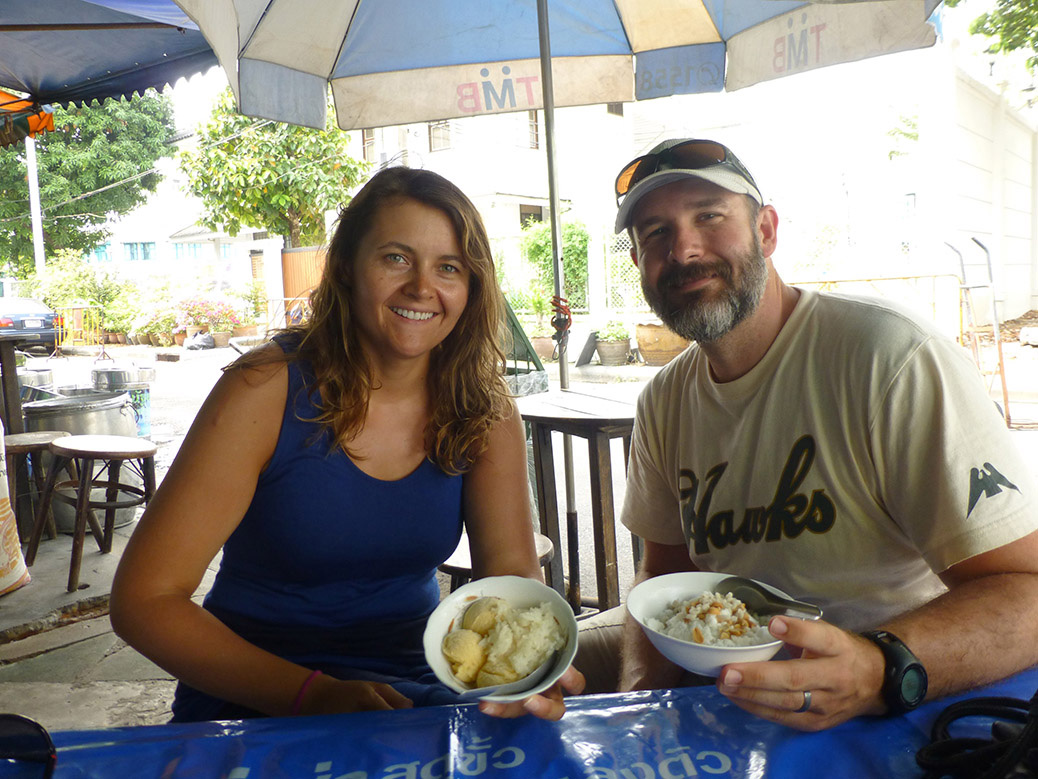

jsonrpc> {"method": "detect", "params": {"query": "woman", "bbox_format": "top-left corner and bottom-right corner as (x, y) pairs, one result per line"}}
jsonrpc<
(110, 167), (582, 721)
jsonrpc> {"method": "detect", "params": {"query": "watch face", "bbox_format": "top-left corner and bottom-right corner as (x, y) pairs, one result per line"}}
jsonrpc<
(900, 666), (927, 706)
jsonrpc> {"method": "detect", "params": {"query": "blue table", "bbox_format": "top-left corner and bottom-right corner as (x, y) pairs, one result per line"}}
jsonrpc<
(12, 668), (1038, 778)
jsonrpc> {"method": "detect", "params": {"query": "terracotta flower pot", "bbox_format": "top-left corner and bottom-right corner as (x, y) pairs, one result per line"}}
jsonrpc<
(530, 336), (555, 362)
(174, 331), (187, 346)
(232, 324), (259, 338)
(211, 330), (232, 348)
(185, 324), (209, 338)
(635, 323), (690, 366)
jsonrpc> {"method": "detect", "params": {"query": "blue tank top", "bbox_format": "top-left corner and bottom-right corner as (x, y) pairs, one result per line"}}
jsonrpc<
(172, 355), (464, 720)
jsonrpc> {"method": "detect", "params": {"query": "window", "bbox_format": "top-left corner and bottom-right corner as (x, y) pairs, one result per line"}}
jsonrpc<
(173, 242), (204, 261)
(87, 243), (111, 263)
(124, 242), (155, 261)
(429, 120), (451, 151)
(519, 204), (543, 228)
(528, 110), (539, 149)
(606, 103), (624, 117)
(362, 129), (376, 162)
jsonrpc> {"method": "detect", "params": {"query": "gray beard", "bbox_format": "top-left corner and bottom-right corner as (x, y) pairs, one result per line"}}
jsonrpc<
(641, 239), (768, 344)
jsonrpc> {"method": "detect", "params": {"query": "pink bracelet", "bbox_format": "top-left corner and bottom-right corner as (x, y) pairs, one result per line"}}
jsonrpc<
(291, 669), (323, 715)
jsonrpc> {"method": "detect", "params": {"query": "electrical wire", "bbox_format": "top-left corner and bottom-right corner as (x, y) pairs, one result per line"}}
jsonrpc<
(917, 693), (1038, 778)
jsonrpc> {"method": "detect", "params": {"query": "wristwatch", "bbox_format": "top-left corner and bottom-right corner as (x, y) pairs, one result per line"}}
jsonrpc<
(861, 629), (928, 714)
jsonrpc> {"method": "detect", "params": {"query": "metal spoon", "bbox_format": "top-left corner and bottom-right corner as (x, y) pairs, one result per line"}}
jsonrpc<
(716, 576), (823, 620)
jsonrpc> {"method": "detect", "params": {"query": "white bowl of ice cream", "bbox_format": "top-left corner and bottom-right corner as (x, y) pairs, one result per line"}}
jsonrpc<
(424, 575), (578, 702)
(627, 572), (789, 677)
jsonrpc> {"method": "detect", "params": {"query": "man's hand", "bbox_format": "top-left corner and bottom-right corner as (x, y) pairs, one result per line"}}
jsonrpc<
(715, 616), (886, 731)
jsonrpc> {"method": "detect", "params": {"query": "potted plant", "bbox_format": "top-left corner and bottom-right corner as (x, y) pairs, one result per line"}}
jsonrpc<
(208, 300), (241, 348)
(594, 320), (630, 366)
(635, 320), (690, 366)
(526, 320), (556, 362)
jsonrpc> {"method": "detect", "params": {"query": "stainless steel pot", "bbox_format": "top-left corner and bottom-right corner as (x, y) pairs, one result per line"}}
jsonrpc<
(23, 390), (141, 532)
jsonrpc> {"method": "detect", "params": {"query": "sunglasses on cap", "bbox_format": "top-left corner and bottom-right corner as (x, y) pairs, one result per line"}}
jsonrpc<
(0, 714), (56, 779)
(614, 139), (759, 206)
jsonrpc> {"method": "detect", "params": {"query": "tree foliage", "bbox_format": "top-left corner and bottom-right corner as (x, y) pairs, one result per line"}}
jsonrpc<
(520, 218), (590, 310)
(179, 89), (367, 247)
(946, 0), (1038, 72)
(0, 93), (175, 276)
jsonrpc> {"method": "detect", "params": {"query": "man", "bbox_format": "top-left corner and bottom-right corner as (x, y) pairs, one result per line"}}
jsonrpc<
(577, 138), (1038, 732)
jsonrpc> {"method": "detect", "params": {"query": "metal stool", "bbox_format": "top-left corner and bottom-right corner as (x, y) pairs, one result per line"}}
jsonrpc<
(438, 532), (555, 592)
(24, 434), (157, 592)
(4, 430), (71, 542)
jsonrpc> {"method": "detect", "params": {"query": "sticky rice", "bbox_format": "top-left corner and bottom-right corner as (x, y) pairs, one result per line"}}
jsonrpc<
(648, 590), (773, 647)
(442, 596), (566, 688)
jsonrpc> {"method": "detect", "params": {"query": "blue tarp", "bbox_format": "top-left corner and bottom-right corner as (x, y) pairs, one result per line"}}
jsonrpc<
(14, 668), (1037, 778)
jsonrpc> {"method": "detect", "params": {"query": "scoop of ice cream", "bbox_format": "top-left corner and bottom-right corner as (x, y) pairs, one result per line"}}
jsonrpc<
(461, 596), (513, 635)
(442, 628), (486, 684)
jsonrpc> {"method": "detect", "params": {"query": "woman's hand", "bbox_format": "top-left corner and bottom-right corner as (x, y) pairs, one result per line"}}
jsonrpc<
(298, 675), (414, 716)
(477, 665), (586, 721)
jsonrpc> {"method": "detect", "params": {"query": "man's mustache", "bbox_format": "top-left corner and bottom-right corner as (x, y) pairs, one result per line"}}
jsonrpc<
(659, 261), (732, 290)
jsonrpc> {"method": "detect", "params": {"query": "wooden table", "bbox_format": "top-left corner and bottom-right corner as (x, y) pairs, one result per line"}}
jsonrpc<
(517, 389), (636, 612)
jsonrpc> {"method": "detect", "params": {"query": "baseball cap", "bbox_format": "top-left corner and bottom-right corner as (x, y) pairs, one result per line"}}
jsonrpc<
(614, 139), (763, 233)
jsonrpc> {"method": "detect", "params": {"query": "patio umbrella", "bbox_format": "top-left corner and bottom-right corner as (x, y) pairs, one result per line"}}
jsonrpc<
(0, 1), (218, 271)
(0, 0), (218, 109)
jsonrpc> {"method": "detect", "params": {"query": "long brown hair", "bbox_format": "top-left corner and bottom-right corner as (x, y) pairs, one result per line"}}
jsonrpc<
(231, 166), (511, 475)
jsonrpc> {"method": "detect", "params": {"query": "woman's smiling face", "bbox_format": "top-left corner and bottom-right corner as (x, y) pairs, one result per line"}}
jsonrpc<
(349, 195), (471, 366)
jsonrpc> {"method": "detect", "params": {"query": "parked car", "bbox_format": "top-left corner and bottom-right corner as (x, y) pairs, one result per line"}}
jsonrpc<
(0, 297), (59, 351)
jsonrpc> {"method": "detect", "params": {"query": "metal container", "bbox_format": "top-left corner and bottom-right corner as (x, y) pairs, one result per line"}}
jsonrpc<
(17, 367), (55, 402)
(23, 390), (141, 532)
(91, 365), (154, 437)
(24, 390), (138, 437)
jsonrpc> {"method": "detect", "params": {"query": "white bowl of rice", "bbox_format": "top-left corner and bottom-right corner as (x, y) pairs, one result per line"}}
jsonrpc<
(627, 572), (788, 677)
(423, 575), (578, 702)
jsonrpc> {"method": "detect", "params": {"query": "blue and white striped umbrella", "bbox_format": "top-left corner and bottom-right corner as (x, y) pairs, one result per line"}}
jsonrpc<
(175, 0), (941, 132)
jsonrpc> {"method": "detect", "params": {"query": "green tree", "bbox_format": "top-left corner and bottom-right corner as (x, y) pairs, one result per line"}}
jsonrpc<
(520, 218), (590, 310)
(946, 0), (1038, 72)
(0, 93), (175, 275)
(180, 89), (367, 248)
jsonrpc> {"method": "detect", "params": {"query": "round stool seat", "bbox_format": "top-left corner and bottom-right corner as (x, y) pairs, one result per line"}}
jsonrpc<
(4, 430), (72, 543)
(439, 532), (555, 592)
(51, 434), (158, 460)
(25, 433), (158, 592)
(4, 430), (71, 454)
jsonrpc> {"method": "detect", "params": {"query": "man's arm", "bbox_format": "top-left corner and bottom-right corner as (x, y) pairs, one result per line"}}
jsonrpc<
(619, 540), (698, 691)
(717, 529), (1038, 731)
(887, 527), (1038, 698)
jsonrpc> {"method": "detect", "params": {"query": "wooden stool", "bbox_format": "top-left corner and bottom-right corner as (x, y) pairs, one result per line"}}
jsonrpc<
(24, 434), (158, 592)
(438, 532), (555, 592)
(5, 431), (72, 543)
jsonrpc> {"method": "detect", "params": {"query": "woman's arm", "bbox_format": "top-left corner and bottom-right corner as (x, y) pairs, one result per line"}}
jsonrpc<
(463, 401), (586, 719)
(462, 401), (542, 581)
(109, 360), (410, 716)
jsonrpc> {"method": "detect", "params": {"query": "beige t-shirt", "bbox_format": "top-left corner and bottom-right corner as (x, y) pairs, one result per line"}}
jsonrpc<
(622, 288), (1038, 630)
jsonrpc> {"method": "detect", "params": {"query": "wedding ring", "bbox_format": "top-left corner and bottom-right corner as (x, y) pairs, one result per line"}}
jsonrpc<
(796, 690), (812, 713)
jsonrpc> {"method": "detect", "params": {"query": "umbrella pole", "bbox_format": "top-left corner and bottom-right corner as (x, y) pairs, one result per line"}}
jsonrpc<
(25, 136), (45, 272)
(536, 0), (581, 611)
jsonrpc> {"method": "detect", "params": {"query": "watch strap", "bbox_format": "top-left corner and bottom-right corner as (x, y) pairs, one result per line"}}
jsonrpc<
(861, 629), (928, 714)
